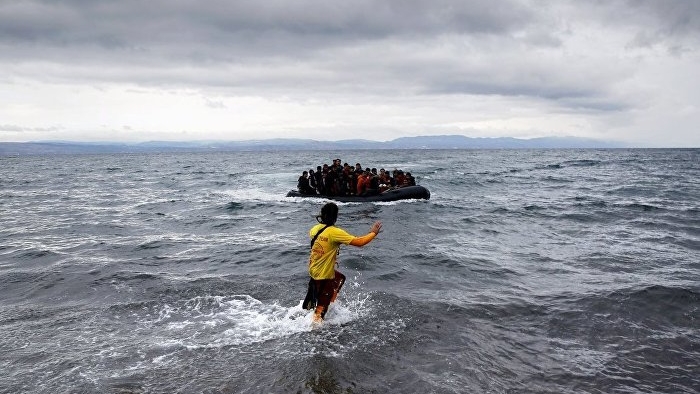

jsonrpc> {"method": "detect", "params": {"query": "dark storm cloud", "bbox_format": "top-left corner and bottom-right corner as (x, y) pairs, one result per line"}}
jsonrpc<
(0, 0), (534, 53)
(0, 0), (546, 95)
(0, 0), (697, 110)
(598, 0), (700, 37)
(3, 0), (695, 55)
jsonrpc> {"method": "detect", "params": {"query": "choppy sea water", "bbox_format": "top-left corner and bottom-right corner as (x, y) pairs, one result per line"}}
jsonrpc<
(0, 149), (698, 394)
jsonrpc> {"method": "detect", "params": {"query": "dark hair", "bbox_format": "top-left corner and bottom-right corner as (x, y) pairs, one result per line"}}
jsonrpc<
(316, 202), (338, 225)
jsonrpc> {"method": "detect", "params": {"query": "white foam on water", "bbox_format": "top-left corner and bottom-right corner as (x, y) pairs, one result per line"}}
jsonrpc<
(151, 352), (174, 365)
(120, 278), (411, 368)
(137, 294), (369, 351)
(130, 289), (385, 357)
(372, 198), (429, 206)
(321, 293), (372, 326)
(223, 186), (291, 204)
(212, 297), (313, 349)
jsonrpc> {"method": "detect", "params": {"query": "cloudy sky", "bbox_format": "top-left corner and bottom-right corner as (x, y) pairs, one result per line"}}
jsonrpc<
(1, 0), (698, 147)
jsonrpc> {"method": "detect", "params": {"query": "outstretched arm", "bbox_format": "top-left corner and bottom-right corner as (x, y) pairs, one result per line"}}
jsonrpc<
(349, 221), (383, 247)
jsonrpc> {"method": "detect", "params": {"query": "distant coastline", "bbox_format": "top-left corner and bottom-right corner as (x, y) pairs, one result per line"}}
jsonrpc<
(0, 135), (627, 155)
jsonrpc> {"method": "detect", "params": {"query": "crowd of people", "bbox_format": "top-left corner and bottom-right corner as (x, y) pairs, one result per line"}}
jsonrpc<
(297, 158), (416, 197)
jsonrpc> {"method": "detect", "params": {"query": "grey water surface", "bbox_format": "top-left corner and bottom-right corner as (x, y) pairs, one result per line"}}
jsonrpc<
(1, 149), (698, 393)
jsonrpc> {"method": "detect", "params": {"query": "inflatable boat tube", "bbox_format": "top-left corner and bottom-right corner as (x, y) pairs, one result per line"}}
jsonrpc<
(286, 185), (430, 202)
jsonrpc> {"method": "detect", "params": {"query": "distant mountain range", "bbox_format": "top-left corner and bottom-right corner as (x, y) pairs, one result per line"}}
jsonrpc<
(0, 135), (625, 155)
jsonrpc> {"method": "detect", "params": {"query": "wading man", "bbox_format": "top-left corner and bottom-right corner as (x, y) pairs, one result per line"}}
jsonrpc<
(303, 202), (382, 323)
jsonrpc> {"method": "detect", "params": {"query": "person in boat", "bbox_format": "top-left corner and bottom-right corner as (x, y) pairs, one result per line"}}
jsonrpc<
(297, 171), (315, 195)
(354, 163), (363, 175)
(304, 202), (382, 323)
(369, 168), (380, 192)
(308, 169), (317, 192)
(394, 170), (406, 187)
(378, 168), (392, 192)
(314, 166), (323, 194)
(325, 167), (337, 196)
(356, 169), (372, 196)
(344, 163), (357, 195)
(404, 172), (416, 187)
(328, 159), (343, 196)
(320, 164), (330, 195)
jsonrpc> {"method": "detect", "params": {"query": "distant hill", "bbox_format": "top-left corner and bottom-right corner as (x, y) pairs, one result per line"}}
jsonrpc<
(0, 135), (625, 155)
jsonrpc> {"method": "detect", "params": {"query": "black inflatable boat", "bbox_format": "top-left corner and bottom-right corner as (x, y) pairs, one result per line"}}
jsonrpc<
(286, 185), (430, 202)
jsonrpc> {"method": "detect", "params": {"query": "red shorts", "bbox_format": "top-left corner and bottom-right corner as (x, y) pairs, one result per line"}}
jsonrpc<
(303, 270), (346, 319)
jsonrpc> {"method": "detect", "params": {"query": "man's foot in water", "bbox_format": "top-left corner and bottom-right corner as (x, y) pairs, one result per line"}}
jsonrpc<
(312, 305), (325, 327)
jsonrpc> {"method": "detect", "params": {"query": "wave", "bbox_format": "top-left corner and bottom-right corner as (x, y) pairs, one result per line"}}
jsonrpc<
(547, 284), (700, 334)
(225, 201), (244, 211)
(562, 159), (603, 167)
(541, 175), (575, 183)
(103, 292), (376, 353)
(610, 284), (700, 312)
(136, 239), (175, 250)
(617, 202), (664, 212)
(572, 196), (607, 208)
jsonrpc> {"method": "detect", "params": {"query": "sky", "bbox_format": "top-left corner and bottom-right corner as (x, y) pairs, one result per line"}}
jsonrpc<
(0, 0), (699, 147)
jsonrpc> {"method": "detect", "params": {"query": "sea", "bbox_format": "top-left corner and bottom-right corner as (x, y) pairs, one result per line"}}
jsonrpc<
(0, 149), (698, 394)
